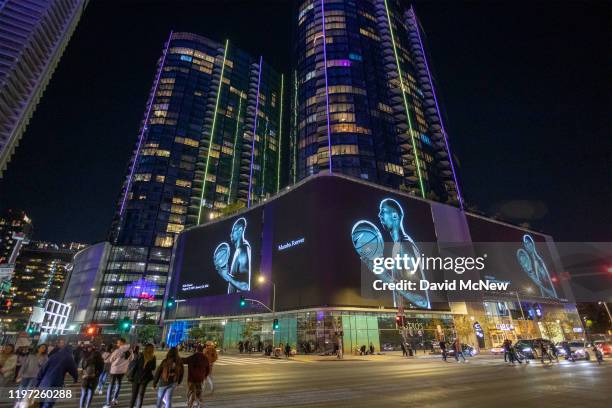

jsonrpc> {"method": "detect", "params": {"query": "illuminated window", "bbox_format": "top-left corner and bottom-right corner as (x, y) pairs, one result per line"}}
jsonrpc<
(169, 47), (194, 56)
(378, 103), (393, 114)
(142, 148), (170, 157)
(359, 28), (380, 41)
(175, 179), (191, 188)
(330, 113), (355, 123)
(166, 223), (184, 233)
(384, 163), (404, 176)
(327, 85), (366, 95)
(155, 175), (165, 183)
(306, 154), (318, 166)
(172, 197), (186, 204)
(170, 205), (187, 214)
(331, 144), (359, 155)
(134, 173), (151, 182)
(327, 59), (351, 68)
(155, 235), (174, 248)
(175, 137), (199, 147)
(216, 185), (229, 194)
(330, 124), (371, 134)
(305, 70), (316, 82)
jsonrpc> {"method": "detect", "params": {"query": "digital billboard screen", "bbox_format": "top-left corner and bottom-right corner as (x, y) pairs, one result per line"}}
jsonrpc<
(466, 214), (566, 300)
(268, 176), (449, 311)
(176, 207), (263, 300)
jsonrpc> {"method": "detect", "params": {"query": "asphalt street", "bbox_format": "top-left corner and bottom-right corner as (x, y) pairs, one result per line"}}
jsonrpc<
(4, 354), (611, 408)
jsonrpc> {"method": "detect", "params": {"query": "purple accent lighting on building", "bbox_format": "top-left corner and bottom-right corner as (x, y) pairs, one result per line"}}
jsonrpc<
(125, 278), (157, 300)
(120, 31), (173, 215)
(247, 56), (263, 207)
(410, 9), (464, 209)
(321, 0), (333, 173)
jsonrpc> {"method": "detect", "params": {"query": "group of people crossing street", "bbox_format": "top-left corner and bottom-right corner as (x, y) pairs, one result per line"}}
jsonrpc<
(0, 337), (218, 408)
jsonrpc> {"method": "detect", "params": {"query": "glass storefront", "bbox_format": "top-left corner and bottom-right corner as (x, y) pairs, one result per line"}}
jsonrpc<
(165, 308), (455, 353)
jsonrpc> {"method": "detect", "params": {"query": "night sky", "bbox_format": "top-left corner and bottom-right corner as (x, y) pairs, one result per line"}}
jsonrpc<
(0, 0), (609, 244)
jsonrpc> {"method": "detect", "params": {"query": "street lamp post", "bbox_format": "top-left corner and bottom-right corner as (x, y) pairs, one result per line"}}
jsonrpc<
(174, 299), (186, 319)
(599, 301), (612, 325)
(245, 276), (276, 350)
(514, 291), (526, 320)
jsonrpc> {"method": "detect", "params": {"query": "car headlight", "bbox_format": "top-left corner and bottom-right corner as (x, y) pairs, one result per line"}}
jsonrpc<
(522, 347), (532, 352)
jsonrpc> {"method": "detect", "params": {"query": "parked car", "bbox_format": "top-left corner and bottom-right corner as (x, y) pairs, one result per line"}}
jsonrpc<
(447, 343), (478, 357)
(514, 339), (555, 359)
(557, 341), (592, 360)
(490, 344), (505, 355)
(593, 340), (612, 356)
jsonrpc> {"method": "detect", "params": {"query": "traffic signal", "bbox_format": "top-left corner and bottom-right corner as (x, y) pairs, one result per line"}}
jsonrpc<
(273, 318), (280, 330)
(119, 316), (131, 332)
(239, 295), (246, 308)
(166, 297), (175, 308)
(27, 327), (34, 335)
(86, 325), (96, 335)
(395, 314), (405, 328)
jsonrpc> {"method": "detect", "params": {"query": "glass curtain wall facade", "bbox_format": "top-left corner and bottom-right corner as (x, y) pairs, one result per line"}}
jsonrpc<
(292, 0), (461, 205)
(96, 33), (282, 325)
(166, 308), (456, 353)
(0, 0), (88, 177)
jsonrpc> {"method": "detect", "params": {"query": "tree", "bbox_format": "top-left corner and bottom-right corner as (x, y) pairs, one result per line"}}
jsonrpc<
(241, 321), (259, 341)
(136, 325), (159, 344)
(188, 326), (206, 342)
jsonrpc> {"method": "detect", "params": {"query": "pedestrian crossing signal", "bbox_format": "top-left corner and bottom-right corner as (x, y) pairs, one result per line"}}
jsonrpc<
(239, 295), (246, 307)
(273, 318), (279, 330)
(395, 315), (405, 328)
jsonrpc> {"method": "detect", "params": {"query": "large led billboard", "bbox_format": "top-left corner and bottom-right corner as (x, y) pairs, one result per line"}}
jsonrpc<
(466, 214), (567, 300)
(175, 207), (264, 300)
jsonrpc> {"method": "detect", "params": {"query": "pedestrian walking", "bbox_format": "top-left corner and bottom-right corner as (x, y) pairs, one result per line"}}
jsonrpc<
(80, 346), (104, 408)
(510, 344), (523, 365)
(550, 343), (559, 362)
(37, 345), (78, 408)
(153, 347), (184, 408)
(104, 338), (133, 408)
(369, 343), (375, 355)
(17, 344), (48, 390)
(439, 341), (447, 361)
(203, 341), (217, 394)
(182, 344), (210, 408)
(128, 343), (156, 408)
(0, 344), (17, 386)
(453, 339), (466, 362)
(285, 343), (291, 359)
(15, 346), (29, 382)
(562, 342), (574, 362)
(48, 339), (65, 357)
(593, 345), (604, 364)
(502, 339), (510, 362)
(97, 344), (114, 395)
(540, 342), (553, 364)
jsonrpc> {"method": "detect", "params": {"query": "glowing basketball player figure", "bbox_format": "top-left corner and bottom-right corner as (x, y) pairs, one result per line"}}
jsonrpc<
(213, 217), (251, 293)
(516, 234), (556, 298)
(351, 198), (431, 309)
